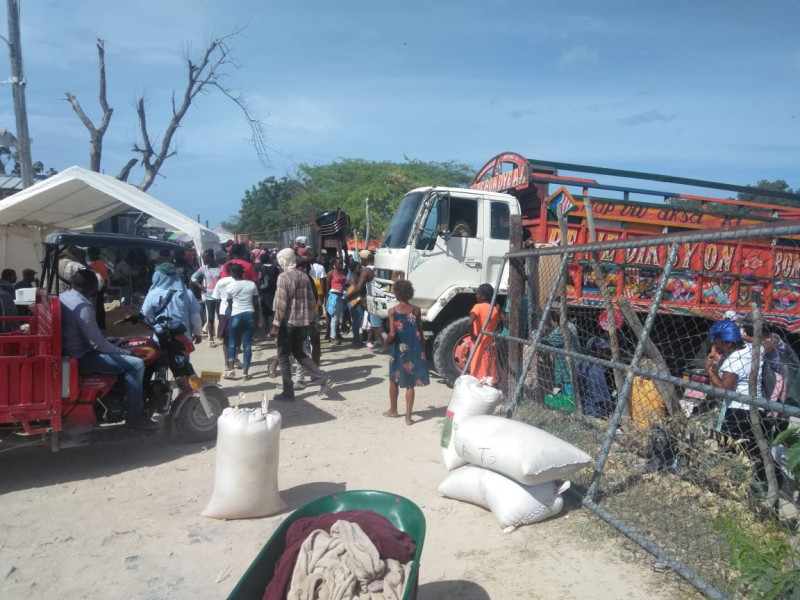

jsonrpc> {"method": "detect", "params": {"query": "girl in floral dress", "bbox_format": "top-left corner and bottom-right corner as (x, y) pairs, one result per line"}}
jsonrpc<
(383, 279), (429, 425)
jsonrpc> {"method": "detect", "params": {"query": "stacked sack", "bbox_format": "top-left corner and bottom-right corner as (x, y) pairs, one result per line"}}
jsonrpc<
(439, 377), (592, 532)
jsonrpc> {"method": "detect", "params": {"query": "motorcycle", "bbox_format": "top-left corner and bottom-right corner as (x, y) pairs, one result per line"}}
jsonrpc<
(72, 312), (229, 443)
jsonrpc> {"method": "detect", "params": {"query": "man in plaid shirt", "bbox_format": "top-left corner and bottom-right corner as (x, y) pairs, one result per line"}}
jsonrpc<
(270, 248), (333, 401)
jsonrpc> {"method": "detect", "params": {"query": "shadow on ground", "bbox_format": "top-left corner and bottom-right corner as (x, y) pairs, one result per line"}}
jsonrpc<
(0, 434), (212, 493)
(277, 481), (348, 511)
(418, 580), (490, 599)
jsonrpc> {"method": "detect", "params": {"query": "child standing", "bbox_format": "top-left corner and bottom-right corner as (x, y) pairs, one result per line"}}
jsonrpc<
(469, 283), (501, 385)
(383, 280), (429, 425)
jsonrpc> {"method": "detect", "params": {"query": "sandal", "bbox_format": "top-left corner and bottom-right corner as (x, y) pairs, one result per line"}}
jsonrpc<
(242, 373), (252, 381)
(223, 369), (235, 379)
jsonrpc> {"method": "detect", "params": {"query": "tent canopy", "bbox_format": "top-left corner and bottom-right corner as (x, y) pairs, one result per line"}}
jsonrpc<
(213, 225), (235, 243)
(0, 166), (219, 273)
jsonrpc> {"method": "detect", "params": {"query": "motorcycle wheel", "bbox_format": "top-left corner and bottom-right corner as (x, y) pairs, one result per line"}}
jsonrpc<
(172, 386), (229, 443)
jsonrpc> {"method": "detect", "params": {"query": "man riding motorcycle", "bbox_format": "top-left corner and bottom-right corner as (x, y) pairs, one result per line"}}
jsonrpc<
(60, 268), (157, 430)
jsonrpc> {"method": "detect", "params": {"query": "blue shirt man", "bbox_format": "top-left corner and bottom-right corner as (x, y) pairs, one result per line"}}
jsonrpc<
(60, 269), (156, 429)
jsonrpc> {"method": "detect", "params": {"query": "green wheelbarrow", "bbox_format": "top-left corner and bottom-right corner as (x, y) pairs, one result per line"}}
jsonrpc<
(228, 490), (426, 600)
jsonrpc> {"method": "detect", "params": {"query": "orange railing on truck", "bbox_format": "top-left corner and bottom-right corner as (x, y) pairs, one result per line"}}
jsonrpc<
(472, 152), (800, 332)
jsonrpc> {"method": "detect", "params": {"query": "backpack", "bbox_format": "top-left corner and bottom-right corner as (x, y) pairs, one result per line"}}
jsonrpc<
(258, 266), (272, 292)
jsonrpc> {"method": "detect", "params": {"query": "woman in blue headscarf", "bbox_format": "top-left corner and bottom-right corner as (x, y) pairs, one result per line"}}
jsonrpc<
(706, 317), (771, 480)
(141, 261), (203, 342)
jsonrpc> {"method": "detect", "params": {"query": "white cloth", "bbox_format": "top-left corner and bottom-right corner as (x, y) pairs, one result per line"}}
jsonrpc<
(225, 279), (258, 316)
(719, 343), (763, 409)
(287, 520), (410, 600)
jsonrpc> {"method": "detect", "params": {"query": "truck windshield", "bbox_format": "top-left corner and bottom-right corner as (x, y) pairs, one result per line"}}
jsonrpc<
(382, 191), (424, 248)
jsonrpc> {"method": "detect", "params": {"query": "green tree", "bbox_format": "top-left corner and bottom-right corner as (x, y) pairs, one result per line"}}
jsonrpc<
(235, 176), (308, 236)
(0, 147), (55, 178)
(671, 179), (800, 216)
(233, 157), (474, 239)
(738, 179), (799, 210)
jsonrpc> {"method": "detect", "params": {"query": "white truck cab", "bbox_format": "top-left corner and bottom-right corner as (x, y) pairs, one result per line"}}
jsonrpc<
(369, 186), (520, 382)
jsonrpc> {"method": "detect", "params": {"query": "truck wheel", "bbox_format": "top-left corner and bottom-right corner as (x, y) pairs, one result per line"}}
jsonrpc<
(173, 386), (229, 443)
(433, 316), (473, 387)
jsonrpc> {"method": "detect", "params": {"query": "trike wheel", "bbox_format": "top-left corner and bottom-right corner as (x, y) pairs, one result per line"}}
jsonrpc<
(173, 386), (228, 443)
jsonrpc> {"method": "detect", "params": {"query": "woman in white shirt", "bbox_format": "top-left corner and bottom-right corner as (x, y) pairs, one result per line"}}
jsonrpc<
(706, 318), (768, 479)
(223, 262), (259, 380)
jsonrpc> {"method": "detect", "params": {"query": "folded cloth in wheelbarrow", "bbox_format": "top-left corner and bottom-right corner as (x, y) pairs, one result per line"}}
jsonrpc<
(263, 509), (417, 600)
(287, 520), (411, 599)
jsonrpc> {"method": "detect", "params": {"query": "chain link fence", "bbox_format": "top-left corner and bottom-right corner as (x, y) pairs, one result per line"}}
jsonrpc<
(471, 220), (800, 598)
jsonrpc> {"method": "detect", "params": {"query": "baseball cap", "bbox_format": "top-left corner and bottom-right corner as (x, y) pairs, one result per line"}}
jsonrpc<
(295, 235), (308, 247)
(22, 268), (36, 277)
(358, 249), (371, 259)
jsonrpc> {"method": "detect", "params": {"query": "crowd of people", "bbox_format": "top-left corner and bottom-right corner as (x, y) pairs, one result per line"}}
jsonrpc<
(37, 234), (435, 426)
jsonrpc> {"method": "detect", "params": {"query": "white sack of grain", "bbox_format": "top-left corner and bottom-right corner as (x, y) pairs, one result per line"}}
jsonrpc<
(202, 407), (287, 519)
(438, 464), (568, 530)
(440, 375), (503, 470)
(454, 414), (592, 485)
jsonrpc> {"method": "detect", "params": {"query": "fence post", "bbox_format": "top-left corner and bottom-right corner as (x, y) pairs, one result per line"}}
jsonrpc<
(584, 196), (624, 395)
(506, 253), (569, 417)
(507, 215), (524, 398)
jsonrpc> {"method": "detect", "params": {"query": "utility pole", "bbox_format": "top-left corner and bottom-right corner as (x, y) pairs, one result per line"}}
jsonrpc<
(5, 0), (33, 188)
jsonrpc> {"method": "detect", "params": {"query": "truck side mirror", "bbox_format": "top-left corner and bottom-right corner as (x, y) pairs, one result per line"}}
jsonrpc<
(436, 194), (451, 239)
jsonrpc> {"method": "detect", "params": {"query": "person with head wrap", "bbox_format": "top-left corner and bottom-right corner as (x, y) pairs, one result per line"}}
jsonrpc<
(269, 248), (333, 401)
(468, 283), (502, 385)
(706, 317), (772, 479)
(141, 262), (203, 345)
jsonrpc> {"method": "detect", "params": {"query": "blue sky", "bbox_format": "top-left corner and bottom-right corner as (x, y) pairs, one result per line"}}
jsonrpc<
(3, 0), (799, 228)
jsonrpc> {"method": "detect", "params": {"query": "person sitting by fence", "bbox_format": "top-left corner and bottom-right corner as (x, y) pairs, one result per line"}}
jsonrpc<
(739, 316), (790, 408)
(576, 336), (614, 418)
(705, 318), (781, 481)
(542, 306), (582, 397)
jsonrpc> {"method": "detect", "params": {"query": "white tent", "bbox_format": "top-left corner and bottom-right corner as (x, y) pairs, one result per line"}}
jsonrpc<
(0, 166), (220, 273)
(213, 225), (235, 243)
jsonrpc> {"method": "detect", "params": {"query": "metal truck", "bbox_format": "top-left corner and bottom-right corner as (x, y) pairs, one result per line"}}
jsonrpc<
(367, 151), (800, 385)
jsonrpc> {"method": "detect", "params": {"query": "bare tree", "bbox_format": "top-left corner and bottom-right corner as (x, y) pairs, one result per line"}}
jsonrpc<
(65, 39), (112, 173)
(65, 30), (268, 192)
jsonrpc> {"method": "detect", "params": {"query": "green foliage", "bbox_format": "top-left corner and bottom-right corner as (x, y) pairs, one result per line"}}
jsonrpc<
(739, 180), (799, 210)
(774, 427), (800, 486)
(671, 180), (800, 216)
(233, 157), (474, 237)
(0, 147), (55, 178)
(715, 516), (800, 599)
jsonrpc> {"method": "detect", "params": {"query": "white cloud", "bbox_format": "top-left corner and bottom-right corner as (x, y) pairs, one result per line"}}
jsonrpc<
(556, 45), (599, 67)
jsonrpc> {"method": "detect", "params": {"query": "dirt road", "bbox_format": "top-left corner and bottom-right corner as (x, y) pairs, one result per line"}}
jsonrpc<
(0, 334), (684, 599)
